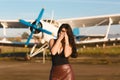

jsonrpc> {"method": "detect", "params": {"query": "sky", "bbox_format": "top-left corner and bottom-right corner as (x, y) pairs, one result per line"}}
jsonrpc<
(0, 0), (120, 37)
(0, 0), (120, 20)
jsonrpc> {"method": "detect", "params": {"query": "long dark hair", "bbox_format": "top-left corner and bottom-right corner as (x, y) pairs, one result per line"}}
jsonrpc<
(57, 24), (78, 58)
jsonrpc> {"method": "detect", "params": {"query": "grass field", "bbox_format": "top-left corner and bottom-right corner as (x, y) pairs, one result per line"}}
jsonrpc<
(0, 45), (120, 64)
(78, 46), (120, 56)
(0, 45), (120, 56)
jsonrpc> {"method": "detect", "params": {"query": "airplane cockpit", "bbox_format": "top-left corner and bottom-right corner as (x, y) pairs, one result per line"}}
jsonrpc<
(43, 19), (59, 28)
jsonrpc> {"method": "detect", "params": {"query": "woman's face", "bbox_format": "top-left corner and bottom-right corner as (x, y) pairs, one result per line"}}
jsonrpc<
(59, 28), (66, 36)
(58, 28), (66, 41)
(61, 28), (66, 32)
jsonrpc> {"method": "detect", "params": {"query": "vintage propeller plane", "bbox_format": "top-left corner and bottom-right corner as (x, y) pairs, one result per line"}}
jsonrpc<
(0, 8), (120, 61)
(0, 8), (58, 61)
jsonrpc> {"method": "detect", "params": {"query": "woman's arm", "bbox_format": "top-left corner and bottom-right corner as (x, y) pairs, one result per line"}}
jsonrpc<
(49, 38), (61, 55)
(64, 32), (72, 57)
(49, 32), (66, 55)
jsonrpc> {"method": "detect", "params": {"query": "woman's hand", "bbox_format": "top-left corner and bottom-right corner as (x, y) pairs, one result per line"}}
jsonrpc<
(58, 32), (65, 41)
(65, 32), (69, 44)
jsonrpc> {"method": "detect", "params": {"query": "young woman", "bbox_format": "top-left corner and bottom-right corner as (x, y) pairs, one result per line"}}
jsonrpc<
(49, 23), (77, 80)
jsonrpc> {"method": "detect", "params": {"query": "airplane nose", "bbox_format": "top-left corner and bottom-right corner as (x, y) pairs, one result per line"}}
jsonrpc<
(30, 21), (43, 34)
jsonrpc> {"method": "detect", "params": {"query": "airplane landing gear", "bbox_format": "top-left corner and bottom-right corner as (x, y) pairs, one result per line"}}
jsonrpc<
(25, 53), (31, 61)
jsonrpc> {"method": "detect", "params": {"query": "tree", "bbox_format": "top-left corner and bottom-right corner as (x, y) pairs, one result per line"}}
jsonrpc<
(21, 32), (29, 39)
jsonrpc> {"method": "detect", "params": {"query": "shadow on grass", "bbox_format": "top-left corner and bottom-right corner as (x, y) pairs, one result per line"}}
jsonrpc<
(0, 52), (45, 61)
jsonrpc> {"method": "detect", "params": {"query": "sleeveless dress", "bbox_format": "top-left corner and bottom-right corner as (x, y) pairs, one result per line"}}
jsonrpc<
(49, 50), (75, 80)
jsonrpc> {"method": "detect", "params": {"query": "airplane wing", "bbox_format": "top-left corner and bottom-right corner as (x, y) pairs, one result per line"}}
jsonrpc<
(0, 19), (36, 48)
(57, 14), (120, 44)
(0, 20), (33, 28)
(57, 14), (120, 28)
(0, 41), (38, 48)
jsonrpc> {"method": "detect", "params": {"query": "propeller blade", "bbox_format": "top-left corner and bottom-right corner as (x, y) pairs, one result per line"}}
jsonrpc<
(38, 28), (52, 35)
(37, 27), (56, 37)
(19, 8), (56, 47)
(36, 8), (44, 24)
(19, 19), (32, 27)
(29, 24), (55, 36)
(25, 30), (35, 47)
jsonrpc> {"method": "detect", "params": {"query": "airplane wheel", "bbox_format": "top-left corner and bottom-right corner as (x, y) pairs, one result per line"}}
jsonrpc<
(25, 53), (31, 60)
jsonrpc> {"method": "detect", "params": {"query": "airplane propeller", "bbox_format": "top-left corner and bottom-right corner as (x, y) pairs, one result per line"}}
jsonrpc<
(19, 8), (54, 47)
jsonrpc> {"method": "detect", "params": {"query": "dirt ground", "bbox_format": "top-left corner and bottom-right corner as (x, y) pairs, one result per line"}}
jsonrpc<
(0, 60), (120, 80)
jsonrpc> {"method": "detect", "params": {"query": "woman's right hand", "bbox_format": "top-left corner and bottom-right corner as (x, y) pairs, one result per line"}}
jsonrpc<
(58, 33), (65, 41)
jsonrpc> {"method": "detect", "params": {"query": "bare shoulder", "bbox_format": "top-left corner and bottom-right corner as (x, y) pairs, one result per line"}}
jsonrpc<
(49, 38), (55, 43)
(49, 38), (55, 47)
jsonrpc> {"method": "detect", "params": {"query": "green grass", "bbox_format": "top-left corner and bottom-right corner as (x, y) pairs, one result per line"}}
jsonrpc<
(0, 46), (30, 53)
(0, 45), (120, 64)
(77, 46), (120, 56)
(1, 45), (120, 56)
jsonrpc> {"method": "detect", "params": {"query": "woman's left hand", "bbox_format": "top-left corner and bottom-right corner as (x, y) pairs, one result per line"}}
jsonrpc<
(65, 32), (69, 43)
